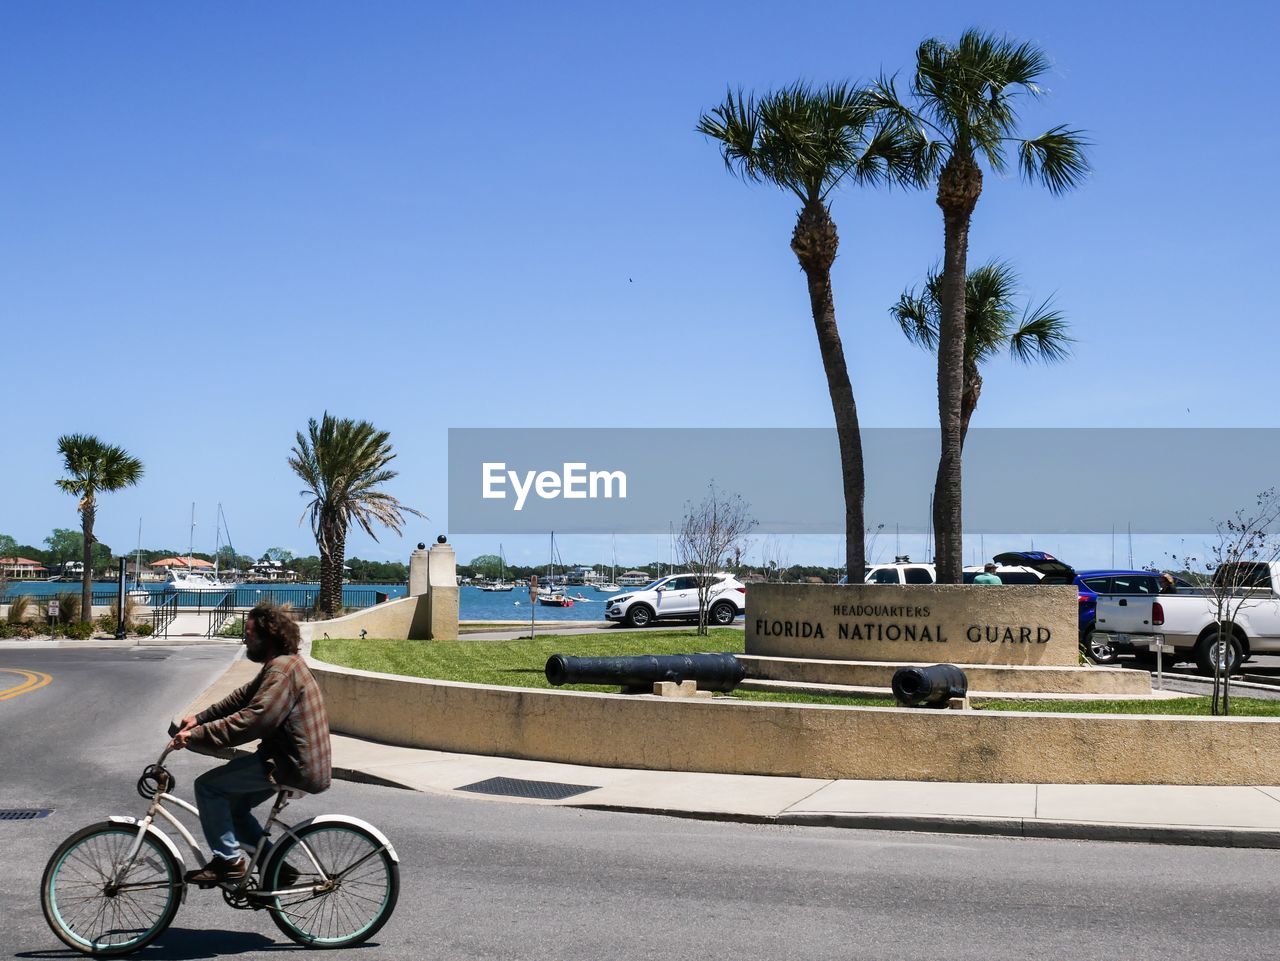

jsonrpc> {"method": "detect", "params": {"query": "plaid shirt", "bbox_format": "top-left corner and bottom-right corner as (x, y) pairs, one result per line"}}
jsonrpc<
(193, 654), (332, 794)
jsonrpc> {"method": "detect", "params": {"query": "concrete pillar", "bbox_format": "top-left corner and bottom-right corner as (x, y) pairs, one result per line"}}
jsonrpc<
(408, 544), (430, 597)
(406, 539), (459, 640)
(426, 541), (458, 640)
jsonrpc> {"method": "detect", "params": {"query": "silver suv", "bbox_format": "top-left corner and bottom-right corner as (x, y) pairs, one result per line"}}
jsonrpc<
(604, 573), (747, 628)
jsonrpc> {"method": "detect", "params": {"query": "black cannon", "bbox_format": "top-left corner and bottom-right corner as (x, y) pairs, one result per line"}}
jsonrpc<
(891, 663), (968, 708)
(544, 653), (747, 693)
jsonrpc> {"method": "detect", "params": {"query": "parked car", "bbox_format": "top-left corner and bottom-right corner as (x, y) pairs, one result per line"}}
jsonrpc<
(1076, 569), (1190, 664)
(857, 551), (1073, 586)
(603, 573), (747, 628)
(1094, 561), (1280, 675)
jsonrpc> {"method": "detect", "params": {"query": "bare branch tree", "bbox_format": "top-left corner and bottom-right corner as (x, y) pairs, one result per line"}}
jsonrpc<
(1169, 488), (1280, 715)
(677, 483), (757, 636)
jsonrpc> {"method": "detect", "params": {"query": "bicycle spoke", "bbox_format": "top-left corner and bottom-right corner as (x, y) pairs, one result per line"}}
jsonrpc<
(46, 828), (178, 951)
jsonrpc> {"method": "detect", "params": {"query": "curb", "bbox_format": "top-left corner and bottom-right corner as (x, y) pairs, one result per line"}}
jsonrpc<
(569, 804), (1280, 850)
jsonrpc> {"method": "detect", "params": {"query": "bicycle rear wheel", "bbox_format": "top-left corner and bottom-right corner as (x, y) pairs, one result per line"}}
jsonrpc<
(263, 821), (399, 948)
(42, 821), (182, 956)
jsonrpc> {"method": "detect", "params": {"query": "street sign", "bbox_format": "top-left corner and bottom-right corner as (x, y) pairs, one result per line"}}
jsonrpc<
(529, 575), (538, 604)
(1146, 637), (1175, 654)
(47, 599), (60, 619)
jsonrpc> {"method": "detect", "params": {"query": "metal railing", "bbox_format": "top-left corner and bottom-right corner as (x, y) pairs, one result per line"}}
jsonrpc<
(2, 585), (393, 618)
(151, 595), (178, 639)
(206, 592), (237, 638)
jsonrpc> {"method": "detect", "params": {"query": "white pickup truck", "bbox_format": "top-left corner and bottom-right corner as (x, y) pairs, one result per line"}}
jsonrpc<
(1094, 561), (1280, 675)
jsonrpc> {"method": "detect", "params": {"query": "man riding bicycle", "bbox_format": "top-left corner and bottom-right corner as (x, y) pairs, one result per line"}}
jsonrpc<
(171, 601), (331, 885)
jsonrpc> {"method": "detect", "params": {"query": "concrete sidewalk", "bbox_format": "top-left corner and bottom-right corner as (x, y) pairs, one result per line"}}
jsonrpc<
(181, 654), (1280, 850)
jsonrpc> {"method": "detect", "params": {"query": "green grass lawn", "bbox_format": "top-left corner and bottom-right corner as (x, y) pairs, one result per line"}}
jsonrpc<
(312, 629), (744, 692)
(310, 633), (1280, 716)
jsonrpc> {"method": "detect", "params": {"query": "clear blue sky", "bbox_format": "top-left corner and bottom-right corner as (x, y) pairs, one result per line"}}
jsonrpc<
(2, 0), (1277, 571)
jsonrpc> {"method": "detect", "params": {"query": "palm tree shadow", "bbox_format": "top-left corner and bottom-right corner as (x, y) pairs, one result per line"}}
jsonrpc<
(17, 927), (386, 959)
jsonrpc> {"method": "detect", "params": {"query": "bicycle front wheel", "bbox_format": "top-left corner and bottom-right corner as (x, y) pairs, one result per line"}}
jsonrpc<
(263, 821), (399, 948)
(41, 821), (182, 956)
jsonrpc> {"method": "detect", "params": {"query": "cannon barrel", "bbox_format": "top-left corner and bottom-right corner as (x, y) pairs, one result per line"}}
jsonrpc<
(545, 653), (746, 692)
(891, 663), (968, 708)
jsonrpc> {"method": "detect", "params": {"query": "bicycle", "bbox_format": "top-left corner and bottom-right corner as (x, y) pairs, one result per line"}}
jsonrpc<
(40, 739), (400, 956)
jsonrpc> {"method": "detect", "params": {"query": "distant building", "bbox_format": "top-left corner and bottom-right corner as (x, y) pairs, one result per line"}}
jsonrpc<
(149, 557), (215, 571)
(247, 559), (298, 582)
(0, 557), (48, 580)
(618, 570), (651, 587)
(564, 566), (605, 585)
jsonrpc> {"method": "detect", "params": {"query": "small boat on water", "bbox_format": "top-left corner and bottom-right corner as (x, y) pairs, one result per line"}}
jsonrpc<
(594, 537), (620, 592)
(480, 544), (515, 591)
(163, 504), (236, 594)
(166, 569), (233, 593)
(537, 533), (573, 606)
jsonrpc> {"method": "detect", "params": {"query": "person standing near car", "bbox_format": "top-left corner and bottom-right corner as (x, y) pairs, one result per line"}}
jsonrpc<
(973, 562), (1002, 585)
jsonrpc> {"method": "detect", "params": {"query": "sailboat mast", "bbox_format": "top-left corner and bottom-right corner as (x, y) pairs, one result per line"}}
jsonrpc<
(134, 519), (143, 590)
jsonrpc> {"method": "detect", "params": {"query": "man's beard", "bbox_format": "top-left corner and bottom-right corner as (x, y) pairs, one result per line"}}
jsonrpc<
(245, 638), (272, 663)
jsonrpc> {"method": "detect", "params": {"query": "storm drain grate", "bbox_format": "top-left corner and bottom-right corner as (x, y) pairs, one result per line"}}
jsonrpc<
(456, 777), (600, 801)
(0, 809), (53, 821)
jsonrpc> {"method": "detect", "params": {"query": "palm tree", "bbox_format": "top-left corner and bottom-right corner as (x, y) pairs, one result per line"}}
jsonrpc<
(873, 30), (1089, 582)
(55, 435), (144, 623)
(698, 83), (925, 581)
(892, 261), (1072, 446)
(289, 413), (424, 618)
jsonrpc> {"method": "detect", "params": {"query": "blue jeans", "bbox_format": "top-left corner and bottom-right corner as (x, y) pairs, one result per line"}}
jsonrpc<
(193, 754), (277, 861)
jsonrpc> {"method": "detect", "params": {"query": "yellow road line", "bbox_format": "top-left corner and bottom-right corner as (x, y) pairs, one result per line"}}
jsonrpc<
(0, 669), (53, 701)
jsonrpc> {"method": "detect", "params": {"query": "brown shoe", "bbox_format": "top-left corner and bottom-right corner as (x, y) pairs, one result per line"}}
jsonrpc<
(185, 855), (249, 886)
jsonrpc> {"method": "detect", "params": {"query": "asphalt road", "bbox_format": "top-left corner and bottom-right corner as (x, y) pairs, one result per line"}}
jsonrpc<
(4, 644), (1280, 960)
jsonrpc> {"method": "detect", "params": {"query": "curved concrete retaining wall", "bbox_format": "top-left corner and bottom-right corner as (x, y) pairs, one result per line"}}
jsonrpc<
(739, 656), (1152, 695)
(309, 656), (1280, 786)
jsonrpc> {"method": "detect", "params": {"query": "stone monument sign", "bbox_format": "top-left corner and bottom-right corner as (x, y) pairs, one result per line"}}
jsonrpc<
(746, 583), (1079, 667)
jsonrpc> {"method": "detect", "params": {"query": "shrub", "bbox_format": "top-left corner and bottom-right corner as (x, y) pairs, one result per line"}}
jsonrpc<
(6, 593), (32, 624)
(218, 616), (245, 638)
(134, 623), (154, 637)
(0, 621), (12, 639)
(61, 621), (94, 640)
(55, 592), (82, 625)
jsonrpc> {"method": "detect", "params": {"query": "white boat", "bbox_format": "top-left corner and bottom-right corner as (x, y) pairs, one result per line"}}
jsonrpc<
(127, 519), (151, 606)
(164, 504), (235, 594)
(480, 544), (515, 591)
(165, 569), (233, 592)
(595, 536), (620, 592)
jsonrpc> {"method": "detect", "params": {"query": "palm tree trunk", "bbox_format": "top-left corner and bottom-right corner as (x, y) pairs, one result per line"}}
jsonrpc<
(80, 502), (95, 624)
(792, 200), (866, 581)
(319, 524), (346, 618)
(933, 156), (982, 583)
(959, 363), (982, 451)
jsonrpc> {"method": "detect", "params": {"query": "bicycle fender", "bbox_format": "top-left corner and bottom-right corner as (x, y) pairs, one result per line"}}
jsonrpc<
(108, 816), (190, 903)
(290, 814), (400, 863)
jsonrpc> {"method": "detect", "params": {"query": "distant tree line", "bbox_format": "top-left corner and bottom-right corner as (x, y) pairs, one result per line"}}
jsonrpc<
(0, 531), (408, 584)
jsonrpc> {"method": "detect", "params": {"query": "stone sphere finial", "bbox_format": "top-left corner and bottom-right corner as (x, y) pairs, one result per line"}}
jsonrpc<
(436, 534), (447, 544)
(417, 542), (426, 550)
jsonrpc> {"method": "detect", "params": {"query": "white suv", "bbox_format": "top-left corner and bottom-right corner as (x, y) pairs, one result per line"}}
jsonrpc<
(604, 573), (747, 628)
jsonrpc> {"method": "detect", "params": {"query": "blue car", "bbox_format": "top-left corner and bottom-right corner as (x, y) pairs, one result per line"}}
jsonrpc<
(1073, 568), (1187, 664)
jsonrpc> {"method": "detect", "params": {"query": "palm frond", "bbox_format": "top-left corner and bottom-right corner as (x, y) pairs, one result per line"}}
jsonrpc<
(288, 412), (425, 553)
(55, 433), (143, 507)
(697, 88), (765, 184)
(891, 288), (939, 351)
(701, 79), (928, 204)
(1008, 297), (1073, 364)
(1019, 125), (1092, 194)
